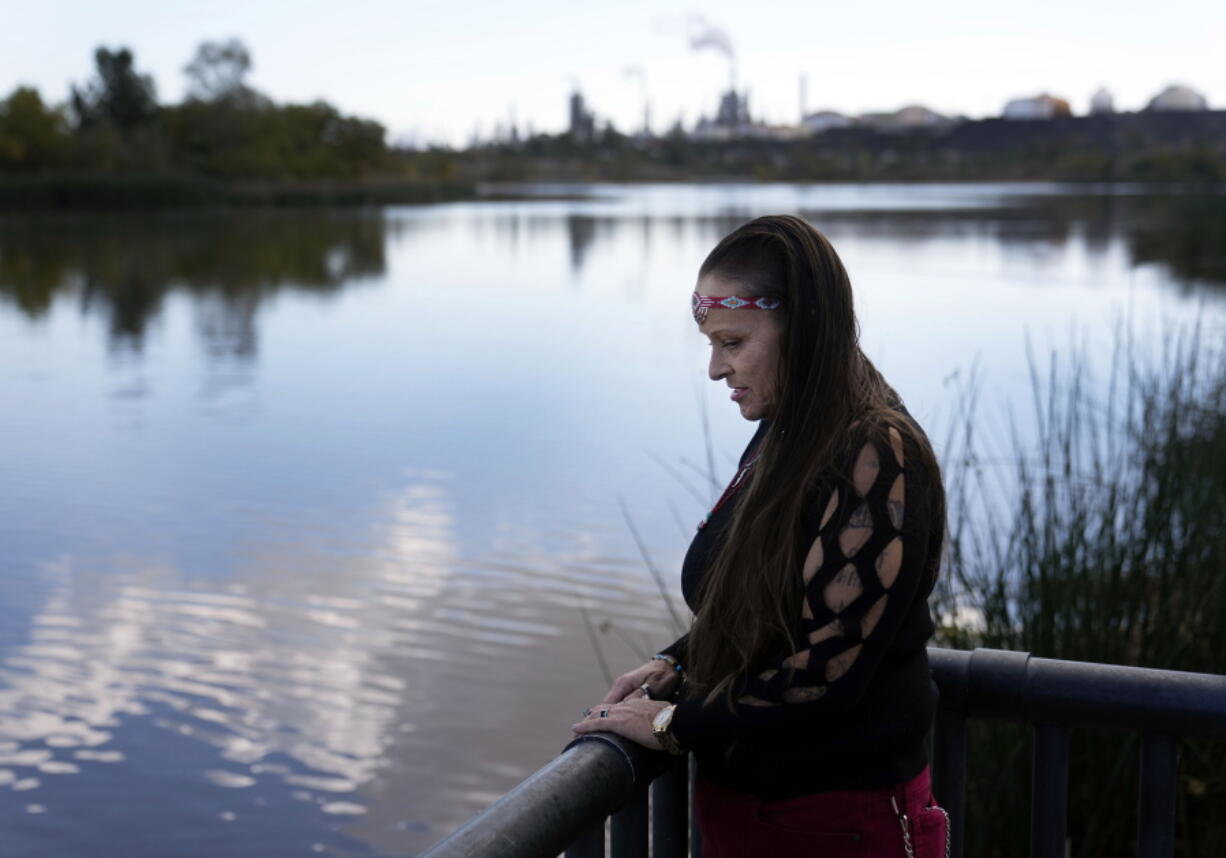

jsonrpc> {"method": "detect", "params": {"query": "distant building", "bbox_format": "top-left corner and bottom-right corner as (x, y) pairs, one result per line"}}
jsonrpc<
(1002, 94), (1072, 120)
(692, 88), (756, 140)
(715, 89), (751, 128)
(568, 91), (596, 141)
(800, 105), (952, 136)
(802, 110), (853, 134)
(760, 124), (807, 141)
(1146, 84), (1208, 112)
(858, 104), (950, 131)
(1089, 88), (1115, 115)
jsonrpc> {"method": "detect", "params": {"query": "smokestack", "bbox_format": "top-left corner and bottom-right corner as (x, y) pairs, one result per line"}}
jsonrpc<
(623, 65), (651, 137)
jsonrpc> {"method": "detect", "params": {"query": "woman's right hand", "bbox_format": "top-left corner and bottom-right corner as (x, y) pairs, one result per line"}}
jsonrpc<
(601, 659), (681, 705)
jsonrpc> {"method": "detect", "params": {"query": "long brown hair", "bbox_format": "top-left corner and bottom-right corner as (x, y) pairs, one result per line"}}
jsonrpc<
(684, 215), (945, 709)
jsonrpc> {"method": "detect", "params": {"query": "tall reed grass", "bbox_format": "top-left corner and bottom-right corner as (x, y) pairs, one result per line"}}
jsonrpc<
(936, 319), (1226, 857)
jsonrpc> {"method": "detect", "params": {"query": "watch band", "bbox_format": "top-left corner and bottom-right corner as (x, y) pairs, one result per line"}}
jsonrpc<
(652, 704), (687, 756)
(655, 727), (686, 756)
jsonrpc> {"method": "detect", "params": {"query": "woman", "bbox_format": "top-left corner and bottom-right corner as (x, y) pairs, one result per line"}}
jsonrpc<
(571, 215), (949, 857)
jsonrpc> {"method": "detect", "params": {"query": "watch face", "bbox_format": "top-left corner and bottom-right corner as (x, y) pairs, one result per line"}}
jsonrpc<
(653, 705), (675, 731)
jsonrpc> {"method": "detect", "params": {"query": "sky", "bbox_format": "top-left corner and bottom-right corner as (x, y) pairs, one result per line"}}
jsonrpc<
(4, 0), (1225, 146)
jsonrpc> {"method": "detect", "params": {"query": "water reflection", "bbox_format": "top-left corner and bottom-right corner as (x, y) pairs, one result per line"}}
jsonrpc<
(3, 189), (1224, 365)
(0, 465), (677, 856)
(566, 214), (597, 273)
(2, 191), (1226, 372)
(471, 188), (1226, 289)
(0, 477), (457, 857)
(1126, 194), (1226, 286)
(0, 211), (388, 355)
(549, 191), (1226, 284)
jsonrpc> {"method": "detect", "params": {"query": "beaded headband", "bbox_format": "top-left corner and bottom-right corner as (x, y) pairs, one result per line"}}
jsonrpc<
(691, 292), (782, 324)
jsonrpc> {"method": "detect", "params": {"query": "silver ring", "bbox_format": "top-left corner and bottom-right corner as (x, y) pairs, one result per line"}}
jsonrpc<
(598, 707), (609, 718)
(639, 683), (652, 699)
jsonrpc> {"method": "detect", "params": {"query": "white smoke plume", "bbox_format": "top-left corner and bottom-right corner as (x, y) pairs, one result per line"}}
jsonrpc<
(686, 14), (735, 60)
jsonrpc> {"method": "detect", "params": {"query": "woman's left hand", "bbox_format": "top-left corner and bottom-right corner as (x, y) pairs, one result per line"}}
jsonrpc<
(571, 696), (671, 750)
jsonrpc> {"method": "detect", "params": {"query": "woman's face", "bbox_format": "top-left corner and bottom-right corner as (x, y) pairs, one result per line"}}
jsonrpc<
(695, 273), (784, 421)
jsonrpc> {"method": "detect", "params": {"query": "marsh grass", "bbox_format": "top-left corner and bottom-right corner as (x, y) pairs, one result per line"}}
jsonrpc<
(937, 319), (1226, 857)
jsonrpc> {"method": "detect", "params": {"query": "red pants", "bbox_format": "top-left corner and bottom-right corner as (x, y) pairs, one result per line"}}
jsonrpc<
(693, 765), (949, 858)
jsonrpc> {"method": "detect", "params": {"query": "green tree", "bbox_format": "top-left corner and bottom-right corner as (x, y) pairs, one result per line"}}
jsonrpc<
(183, 38), (258, 104)
(164, 41), (385, 180)
(0, 87), (69, 171)
(70, 47), (158, 134)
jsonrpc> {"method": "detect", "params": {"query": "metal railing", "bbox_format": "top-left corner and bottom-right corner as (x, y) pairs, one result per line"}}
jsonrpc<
(931, 648), (1226, 858)
(419, 647), (1226, 858)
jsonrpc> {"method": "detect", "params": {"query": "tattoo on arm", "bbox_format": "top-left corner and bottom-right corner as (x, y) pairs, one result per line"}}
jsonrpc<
(834, 566), (859, 587)
(848, 503), (872, 528)
(887, 499), (904, 529)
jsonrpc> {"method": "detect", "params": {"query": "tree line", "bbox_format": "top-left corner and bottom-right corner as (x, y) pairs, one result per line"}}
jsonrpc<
(0, 40), (389, 180)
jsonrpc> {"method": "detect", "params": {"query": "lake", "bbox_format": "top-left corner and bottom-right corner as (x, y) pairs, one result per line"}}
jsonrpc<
(1, 183), (1224, 857)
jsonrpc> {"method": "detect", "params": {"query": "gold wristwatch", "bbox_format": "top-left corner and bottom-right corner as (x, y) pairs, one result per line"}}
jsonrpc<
(651, 704), (686, 755)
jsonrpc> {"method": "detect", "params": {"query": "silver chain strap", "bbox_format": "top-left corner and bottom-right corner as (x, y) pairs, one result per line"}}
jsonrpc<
(891, 795), (917, 858)
(891, 795), (952, 858)
(935, 805), (952, 858)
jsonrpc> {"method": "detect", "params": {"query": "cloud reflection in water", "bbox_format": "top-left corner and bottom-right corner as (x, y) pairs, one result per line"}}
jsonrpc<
(0, 476), (465, 854)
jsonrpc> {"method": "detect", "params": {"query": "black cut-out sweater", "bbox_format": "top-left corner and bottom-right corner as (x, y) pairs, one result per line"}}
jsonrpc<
(658, 415), (943, 800)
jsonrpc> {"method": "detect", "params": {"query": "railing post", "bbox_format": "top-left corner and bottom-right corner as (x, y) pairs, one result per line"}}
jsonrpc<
(930, 648), (972, 858)
(610, 784), (648, 858)
(933, 711), (967, 858)
(1136, 732), (1177, 858)
(689, 754), (703, 858)
(650, 754), (688, 858)
(1030, 722), (1070, 858)
(565, 822), (605, 858)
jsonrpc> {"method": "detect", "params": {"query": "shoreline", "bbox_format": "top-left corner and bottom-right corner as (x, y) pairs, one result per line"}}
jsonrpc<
(0, 175), (480, 212)
(2, 173), (1224, 214)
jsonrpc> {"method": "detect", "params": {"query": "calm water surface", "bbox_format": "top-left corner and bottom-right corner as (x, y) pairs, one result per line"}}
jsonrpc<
(1, 183), (1224, 856)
